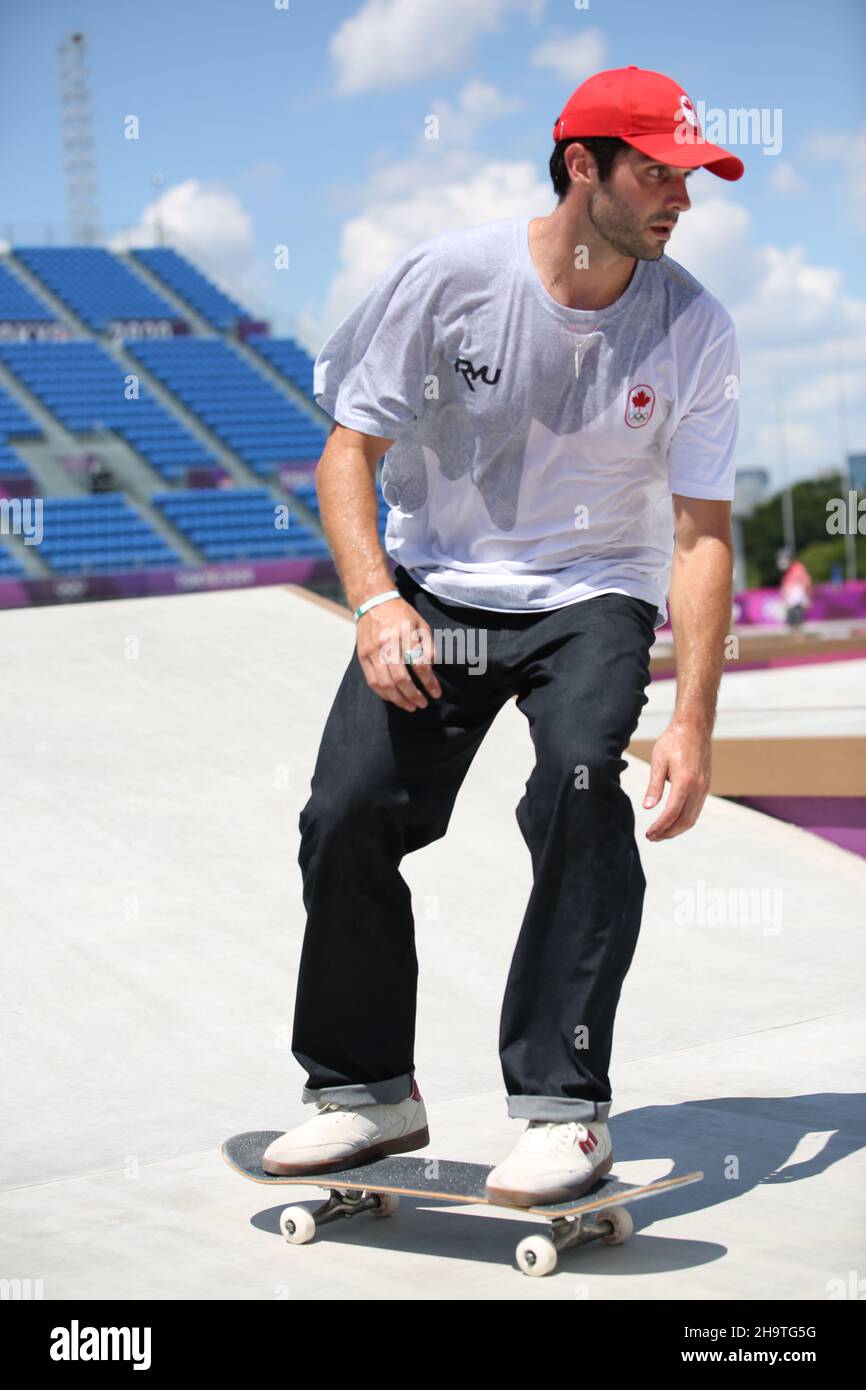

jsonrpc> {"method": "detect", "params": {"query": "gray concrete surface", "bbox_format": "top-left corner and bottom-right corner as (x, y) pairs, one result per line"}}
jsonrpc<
(1, 584), (864, 1299)
(637, 653), (866, 738)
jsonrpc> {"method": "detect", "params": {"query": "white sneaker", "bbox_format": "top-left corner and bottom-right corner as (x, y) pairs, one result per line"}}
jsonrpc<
(261, 1086), (429, 1175)
(485, 1119), (613, 1206)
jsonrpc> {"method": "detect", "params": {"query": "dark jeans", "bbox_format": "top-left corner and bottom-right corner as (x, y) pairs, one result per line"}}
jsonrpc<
(292, 565), (657, 1123)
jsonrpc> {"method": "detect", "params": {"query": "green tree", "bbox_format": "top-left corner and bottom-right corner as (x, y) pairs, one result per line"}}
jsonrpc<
(742, 473), (863, 587)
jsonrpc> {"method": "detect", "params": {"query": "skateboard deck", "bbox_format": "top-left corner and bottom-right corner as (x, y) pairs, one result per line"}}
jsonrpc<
(222, 1131), (703, 1277)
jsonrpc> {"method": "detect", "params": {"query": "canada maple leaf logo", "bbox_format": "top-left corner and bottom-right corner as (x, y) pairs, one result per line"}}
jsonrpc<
(624, 383), (656, 428)
(679, 93), (699, 130)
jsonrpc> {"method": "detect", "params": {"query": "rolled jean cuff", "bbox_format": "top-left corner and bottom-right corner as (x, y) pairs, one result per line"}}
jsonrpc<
(301, 1072), (414, 1107)
(507, 1095), (612, 1123)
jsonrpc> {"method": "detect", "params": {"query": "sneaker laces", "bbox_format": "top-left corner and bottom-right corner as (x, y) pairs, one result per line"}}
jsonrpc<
(519, 1120), (592, 1153)
(314, 1101), (349, 1114)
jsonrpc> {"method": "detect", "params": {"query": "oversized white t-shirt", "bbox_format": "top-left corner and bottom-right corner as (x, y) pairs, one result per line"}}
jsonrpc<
(313, 214), (740, 629)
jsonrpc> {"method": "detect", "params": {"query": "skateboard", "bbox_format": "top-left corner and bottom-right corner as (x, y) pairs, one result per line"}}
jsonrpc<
(222, 1131), (703, 1277)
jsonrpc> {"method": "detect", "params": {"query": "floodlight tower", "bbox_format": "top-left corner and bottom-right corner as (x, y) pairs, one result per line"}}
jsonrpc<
(57, 31), (102, 245)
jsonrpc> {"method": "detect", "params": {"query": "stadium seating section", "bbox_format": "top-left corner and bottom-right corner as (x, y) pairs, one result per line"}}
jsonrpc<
(153, 487), (330, 562)
(0, 243), (371, 588)
(0, 260), (56, 324)
(0, 340), (218, 483)
(0, 541), (25, 578)
(13, 247), (177, 332)
(127, 337), (326, 475)
(38, 495), (180, 573)
(247, 335), (316, 396)
(0, 384), (39, 481)
(131, 247), (247, 330)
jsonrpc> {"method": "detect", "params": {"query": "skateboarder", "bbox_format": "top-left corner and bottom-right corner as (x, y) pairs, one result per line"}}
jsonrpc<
(264, 66), (744, 1205)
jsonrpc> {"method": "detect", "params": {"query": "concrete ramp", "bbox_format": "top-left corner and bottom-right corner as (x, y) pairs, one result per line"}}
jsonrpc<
(1, 584), (864, 1298)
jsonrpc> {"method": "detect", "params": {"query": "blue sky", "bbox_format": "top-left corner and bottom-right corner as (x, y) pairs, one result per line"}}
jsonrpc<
(1, 0), (865, 491)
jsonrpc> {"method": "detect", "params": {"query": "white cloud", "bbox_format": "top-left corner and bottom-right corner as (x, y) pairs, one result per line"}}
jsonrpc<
(424, 79), (526, 146)
(768, 162), (808, 197)
(729, 244), (866, 474)
(665, 189), (761, 303)
(110, 180), (263, 312)
(112, 180), (253, 272)
(584, 180), (866, 474)
(751, 418), (830, 468)
(329, 0), (540, 95)
(529, 26), (607, 84)
(458, 79), (524, 121)
(308, 152), (550, 340)
(802, 124), (866, 231)
(733, 243), (848, 341)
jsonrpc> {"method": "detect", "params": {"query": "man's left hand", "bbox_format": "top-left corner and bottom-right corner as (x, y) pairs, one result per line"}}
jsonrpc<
(642, 721), (712, 841)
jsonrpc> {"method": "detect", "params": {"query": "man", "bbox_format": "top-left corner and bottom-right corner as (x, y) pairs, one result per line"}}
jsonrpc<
(264, 65), (744, 1205)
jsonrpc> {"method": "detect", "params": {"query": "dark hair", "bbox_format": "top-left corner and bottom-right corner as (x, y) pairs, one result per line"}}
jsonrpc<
(549, 136), (631, 202)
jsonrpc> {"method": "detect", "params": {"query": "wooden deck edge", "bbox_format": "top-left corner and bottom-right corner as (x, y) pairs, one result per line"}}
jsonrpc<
(627, 736), (866, 797)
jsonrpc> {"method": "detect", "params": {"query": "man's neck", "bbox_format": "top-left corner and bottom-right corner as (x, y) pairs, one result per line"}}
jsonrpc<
(528, 211), (637, 312)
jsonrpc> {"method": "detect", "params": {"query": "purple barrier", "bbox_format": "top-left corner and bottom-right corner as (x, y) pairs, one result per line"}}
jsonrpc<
(2, 560), (863, 623)
(278, 463), (318, 489)
(732, 579), (866, 627)
(731, 795), (866, 861)
(0, 477), (36, 498)
(0, 557), (339, 609)
(236, 319), (271, 341)
(655, 579), (866, 632)
(185, 467), (231, 488)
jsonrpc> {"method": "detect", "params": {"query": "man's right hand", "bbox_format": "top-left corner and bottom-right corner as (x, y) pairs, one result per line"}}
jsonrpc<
(356, 598), (443, 712)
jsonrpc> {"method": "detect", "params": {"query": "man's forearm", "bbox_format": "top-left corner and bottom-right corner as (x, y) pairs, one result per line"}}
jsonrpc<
(667, 536), (734, 735)
(316, 441), (395, 614)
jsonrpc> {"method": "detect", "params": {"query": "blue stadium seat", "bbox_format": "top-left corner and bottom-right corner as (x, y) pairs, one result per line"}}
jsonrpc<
(130, 248), (248, 330)
(247, 334), (316, 396)
(36, 494), (181, 574)
(0, 384), (39, 481)
(0, 542), (26, 577)
(152, 485), (331, 562)
(129, 338), (327, 477)
(0, 340), (218, 483)
(0, 246), (343, 588)
(0, 260), (56, 323)
(13, 247), (176, 333)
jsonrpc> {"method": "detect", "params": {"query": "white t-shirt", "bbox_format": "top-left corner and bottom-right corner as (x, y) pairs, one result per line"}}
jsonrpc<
(313, 214), (740, 629)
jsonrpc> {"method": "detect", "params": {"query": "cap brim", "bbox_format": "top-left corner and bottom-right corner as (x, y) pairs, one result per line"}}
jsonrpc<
(624, 132), (744, 181)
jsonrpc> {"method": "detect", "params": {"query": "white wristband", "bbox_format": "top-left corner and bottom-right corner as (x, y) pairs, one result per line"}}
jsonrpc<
(354, 589), (400, 622)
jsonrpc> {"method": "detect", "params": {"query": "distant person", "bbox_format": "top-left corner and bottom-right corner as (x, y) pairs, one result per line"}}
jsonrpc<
(86, 457), (113, 493)
(780, 556), (813, 629)
(264, 66), (744, 1207)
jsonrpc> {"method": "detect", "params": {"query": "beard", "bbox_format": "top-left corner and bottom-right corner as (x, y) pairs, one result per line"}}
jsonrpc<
(587, 188), (668, 260)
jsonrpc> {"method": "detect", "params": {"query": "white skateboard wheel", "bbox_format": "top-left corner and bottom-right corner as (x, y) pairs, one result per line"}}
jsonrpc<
(371, 1193), (400, 1218)
(599, 1205), (633, 1245)
(516, 1234), (558, 1277)
(280, 1205), (316, 1244)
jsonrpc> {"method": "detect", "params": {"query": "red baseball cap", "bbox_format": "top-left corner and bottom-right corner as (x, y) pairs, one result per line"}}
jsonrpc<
(553, 65), (744, 181)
